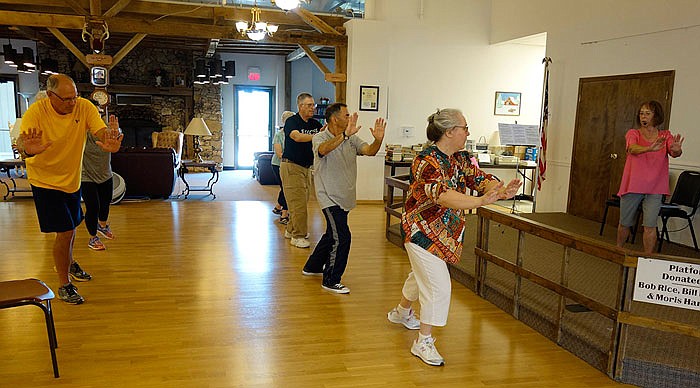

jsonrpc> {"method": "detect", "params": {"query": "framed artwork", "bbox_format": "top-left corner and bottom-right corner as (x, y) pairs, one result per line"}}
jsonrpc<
(494, 91), (521, 116)
(359, 85), (379, 111)
(173, 72), (186, 87)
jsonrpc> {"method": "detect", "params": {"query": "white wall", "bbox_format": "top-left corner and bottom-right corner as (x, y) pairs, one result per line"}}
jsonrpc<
(491, 0), (700, 247)
(347, 0), (545, 200)
(290, 57), (335, 104)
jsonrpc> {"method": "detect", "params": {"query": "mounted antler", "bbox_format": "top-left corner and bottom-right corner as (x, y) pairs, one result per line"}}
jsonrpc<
(82, 19), (110, 53)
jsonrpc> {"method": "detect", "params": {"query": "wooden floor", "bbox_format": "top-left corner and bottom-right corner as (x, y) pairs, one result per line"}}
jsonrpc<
(0, 199), (631, 387)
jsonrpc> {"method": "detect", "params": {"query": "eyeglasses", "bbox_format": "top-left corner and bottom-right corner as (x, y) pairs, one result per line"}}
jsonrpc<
(453, 125), (469, 132)
(300, 102), (317, 108)
(49, 91), (78, 103)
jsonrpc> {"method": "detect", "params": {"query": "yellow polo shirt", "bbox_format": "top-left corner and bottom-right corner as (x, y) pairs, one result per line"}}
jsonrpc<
(21, 98), (106, 193)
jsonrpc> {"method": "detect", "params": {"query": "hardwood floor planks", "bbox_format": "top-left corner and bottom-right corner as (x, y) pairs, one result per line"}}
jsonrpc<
(0, 200), (630, 387)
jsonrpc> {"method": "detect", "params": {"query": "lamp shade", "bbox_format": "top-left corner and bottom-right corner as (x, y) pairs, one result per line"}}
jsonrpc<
(22, 47), (35, 68)
(184, 118), (212, 136)
(224, 61), (235, 78)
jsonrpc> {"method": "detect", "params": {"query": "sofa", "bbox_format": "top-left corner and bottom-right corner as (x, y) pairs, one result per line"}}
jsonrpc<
(111, 147), (178, 198)
(253, 151), (277, 185)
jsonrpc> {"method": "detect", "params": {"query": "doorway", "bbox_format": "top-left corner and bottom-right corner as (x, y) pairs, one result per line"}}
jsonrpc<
(567, 70), (674, 224)
(234, 86), (274, 169)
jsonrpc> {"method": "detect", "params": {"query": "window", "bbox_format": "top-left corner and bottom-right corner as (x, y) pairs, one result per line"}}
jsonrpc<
(0, 76), (19, 158)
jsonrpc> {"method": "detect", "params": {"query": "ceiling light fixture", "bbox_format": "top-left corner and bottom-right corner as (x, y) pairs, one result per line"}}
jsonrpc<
(235, 1), (278, 41)
(272, 0), (300, 11)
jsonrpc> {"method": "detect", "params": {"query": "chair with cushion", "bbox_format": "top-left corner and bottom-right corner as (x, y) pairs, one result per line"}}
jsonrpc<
(0, 278), (59, 377)
(152, 129), (184, 168)
(253, 151), (277, 185)
(599, 195), (642, 243)
(657, 170), (700, 252)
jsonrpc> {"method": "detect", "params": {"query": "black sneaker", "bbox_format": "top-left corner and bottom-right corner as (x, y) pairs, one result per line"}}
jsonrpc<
(302, 268), (323, 277)
(322, 283), (350, 294)
(58, 283), (85, 304)
(69, 261), (92, 282)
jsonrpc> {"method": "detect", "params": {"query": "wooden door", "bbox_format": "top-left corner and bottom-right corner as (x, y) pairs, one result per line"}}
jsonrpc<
(568, 71), (674, 223)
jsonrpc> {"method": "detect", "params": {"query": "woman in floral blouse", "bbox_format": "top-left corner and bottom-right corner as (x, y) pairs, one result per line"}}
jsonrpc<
(386, 108), (521, 366)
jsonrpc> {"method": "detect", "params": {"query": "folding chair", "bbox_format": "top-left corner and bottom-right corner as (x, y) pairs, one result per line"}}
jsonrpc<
(0, 278), (59, 377)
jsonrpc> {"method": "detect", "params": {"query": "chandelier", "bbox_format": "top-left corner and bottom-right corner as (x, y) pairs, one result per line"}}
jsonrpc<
(235, 2), (278, 41)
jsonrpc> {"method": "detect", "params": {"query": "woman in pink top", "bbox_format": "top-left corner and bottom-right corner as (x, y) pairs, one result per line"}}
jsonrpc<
(617, 100), (683, 253)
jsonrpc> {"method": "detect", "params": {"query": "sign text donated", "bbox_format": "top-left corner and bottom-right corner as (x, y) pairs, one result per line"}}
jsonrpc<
(633, 258), (700, 311)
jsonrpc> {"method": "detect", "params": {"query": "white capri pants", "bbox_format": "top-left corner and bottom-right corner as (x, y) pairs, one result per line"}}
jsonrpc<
(401, 242), (452, 326)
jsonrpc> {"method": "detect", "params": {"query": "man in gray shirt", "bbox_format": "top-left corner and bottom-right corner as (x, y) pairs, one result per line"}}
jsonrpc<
(301, 103), (386, 294)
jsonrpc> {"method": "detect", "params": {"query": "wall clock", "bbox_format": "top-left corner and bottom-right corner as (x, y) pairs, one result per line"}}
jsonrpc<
(90, 89), (110, 106)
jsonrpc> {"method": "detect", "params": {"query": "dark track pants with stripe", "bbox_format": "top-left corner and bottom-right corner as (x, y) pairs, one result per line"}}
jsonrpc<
(304, 205), (351, 286)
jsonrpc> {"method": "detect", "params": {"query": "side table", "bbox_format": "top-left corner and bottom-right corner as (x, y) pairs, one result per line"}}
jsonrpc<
(178, 160), (219, 199)
(0, 159), (30, 200)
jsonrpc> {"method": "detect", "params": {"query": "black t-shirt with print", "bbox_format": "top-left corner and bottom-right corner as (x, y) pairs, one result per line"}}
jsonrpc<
(281, 113), (322, 168)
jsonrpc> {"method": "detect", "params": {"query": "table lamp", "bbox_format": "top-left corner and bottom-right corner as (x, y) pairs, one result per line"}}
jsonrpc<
(184, 117), (211, 163)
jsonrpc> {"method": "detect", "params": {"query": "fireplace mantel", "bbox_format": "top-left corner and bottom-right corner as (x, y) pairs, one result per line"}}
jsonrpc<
(77, 83), (193, 97)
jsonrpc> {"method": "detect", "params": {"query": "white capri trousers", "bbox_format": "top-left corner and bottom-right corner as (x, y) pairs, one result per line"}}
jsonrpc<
(401, 242), (452, 327)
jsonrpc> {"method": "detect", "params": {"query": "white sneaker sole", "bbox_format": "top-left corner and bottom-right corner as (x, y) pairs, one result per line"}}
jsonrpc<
(387, 313), (420, 330)
(97, 230), (114, 240)
(322, 285), (350, 294)
(411, 348), (444, 366)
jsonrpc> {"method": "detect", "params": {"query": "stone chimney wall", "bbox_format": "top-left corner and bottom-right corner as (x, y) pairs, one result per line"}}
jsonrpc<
(37, 45), (224, 167)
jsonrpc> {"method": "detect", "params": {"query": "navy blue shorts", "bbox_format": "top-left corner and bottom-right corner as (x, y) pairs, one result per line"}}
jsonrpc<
(31, 185), (83, 233)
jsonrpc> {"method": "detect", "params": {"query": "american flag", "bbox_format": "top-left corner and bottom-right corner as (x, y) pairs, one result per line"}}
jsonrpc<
(537, 58), (551, 191)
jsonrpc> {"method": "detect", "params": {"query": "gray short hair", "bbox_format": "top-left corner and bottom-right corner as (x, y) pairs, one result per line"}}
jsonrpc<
(46, 74), (75, 93)
(426, 108), (464, 142)
(296, 92), (313, 105)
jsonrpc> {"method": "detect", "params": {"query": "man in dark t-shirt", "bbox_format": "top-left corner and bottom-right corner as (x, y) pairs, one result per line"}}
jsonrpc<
(280, 92), (323, 248)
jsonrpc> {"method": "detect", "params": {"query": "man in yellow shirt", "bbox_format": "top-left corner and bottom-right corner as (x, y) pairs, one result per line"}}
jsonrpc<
(18, 74), (123, 304)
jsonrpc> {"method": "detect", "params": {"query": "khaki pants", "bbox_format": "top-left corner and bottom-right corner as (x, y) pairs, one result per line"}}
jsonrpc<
(280, 161), (310, 238)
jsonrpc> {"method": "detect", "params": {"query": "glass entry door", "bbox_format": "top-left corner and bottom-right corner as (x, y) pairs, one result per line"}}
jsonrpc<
(0, 78), (18, 159)
(234, 86), (273, 169)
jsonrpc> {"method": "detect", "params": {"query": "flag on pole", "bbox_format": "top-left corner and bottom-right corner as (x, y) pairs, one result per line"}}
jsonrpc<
(537, 58), (551, 191)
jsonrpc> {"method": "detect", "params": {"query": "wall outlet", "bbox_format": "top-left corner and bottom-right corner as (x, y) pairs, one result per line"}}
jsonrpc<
(401, 126), (414, 137)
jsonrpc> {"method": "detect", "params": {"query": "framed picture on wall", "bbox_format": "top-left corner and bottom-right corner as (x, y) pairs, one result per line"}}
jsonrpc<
(494, 91), (521, 116)
(359, 85), (379, 111)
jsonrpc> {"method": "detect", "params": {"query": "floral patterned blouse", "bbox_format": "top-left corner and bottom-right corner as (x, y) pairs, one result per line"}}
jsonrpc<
(401, 145), (497, 264)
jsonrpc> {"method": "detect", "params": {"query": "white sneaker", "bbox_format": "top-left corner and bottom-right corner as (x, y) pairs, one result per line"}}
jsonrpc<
(411, 337), (444, 366)
(387, 308), (420, 330)
(291, 237), (310, 248)
(284, 230), (292, 239)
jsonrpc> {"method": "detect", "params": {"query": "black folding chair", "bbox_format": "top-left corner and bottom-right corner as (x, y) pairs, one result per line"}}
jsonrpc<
(657, 171), (700, 252)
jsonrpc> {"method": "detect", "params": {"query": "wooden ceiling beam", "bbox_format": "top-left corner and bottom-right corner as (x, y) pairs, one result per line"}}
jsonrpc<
(103, 0), (132, 18)
(8, 25), (54, 47)
(293, 8), (341, 35)
(47, 27), (88, 68)
(61, 0), (88, 16)
(0, 9), (347, 46)
(0, 10), (85, 29)
(111, 32), (146, 67)
(89, 0), (100, 17)
(300, 44), (330, 73)
(286, 45), (321, 62)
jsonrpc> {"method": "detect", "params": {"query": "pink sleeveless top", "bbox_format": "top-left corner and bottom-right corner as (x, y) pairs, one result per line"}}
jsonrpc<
(617, 129), (674, 196)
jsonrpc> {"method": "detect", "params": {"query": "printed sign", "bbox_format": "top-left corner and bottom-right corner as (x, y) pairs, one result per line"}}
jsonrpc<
(633, 258), (700, 311)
